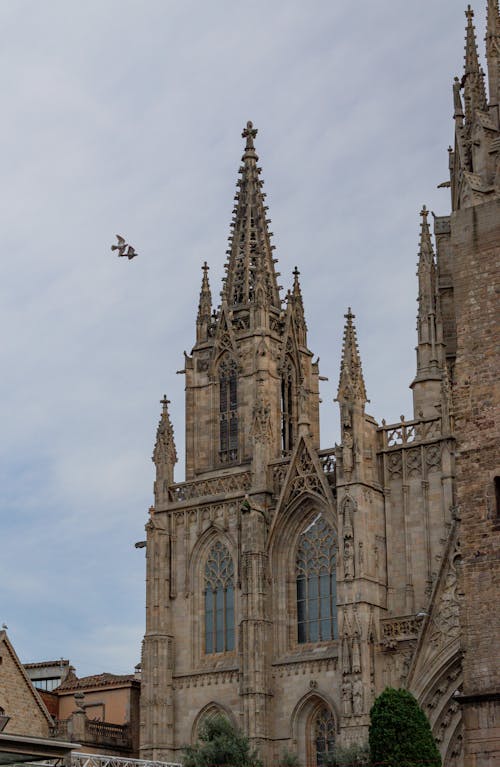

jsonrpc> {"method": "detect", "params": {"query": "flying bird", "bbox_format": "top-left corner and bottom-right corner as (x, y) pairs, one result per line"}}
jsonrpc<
(111, 235), (138, 259)
(111, 234), (127, 256)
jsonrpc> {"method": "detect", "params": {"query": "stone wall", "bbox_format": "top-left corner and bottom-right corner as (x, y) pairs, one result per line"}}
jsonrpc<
(451, 199), (500, 766)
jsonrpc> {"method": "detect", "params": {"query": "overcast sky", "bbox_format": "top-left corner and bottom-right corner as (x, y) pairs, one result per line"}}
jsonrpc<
(0, 1), (489, 677)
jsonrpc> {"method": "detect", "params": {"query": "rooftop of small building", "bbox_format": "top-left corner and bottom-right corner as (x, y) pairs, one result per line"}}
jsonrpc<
(57, 671), (138, 691)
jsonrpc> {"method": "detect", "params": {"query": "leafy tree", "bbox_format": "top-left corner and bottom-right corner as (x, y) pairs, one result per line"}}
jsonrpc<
(278, 750), (301, 767)
(369, 687), (441, 767)
(182, 715), (262, 767)
(326, 742), (370, 766)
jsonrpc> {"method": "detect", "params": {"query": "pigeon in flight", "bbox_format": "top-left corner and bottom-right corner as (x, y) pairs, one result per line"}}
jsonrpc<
(111, 235), (138, 259)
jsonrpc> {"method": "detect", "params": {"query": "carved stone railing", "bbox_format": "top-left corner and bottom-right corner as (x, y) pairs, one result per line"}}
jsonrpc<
(168, 470), (252, 503)
(381, 615), (422, 649)
(51, 720), (130, 750)
(71, 753), (181, 767)
(379, 417), (442, 449)
(85, 720), (129, 744)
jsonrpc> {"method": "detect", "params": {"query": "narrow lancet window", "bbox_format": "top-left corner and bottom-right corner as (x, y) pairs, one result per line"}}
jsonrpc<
(312, 705), (336, 766)
(219, 358), (238, 463)
(281, 358), (295, 454)
(296, 514), (337, 643)
(204, 541), (235, 654)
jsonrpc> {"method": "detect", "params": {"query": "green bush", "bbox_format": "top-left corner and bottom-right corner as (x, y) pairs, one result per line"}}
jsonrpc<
(278, 750), (301, 767)
(327, 742), (370, 766)
(369, 687), (441, 767)
(182, 715), (262, 767)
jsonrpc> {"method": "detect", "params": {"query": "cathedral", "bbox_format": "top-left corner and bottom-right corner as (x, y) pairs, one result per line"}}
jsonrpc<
(140, 3), (500, 766)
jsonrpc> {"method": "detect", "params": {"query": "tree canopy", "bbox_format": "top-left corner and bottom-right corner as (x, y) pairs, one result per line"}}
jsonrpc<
(182, 715), (262, 767)
(369, 687), (442, 767)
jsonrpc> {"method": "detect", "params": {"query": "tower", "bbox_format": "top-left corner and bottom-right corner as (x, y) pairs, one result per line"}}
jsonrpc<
(140, 5), (499, 765)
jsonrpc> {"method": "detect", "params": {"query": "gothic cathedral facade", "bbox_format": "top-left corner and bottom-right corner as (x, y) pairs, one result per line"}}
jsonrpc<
(140, 4), (500, 766)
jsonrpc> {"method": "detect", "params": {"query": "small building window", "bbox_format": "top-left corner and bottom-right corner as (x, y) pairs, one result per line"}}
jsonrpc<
(204, 542), (235, 654)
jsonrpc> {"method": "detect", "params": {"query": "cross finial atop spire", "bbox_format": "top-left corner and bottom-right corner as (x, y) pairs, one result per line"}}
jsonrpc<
(242, 120), (258, 150)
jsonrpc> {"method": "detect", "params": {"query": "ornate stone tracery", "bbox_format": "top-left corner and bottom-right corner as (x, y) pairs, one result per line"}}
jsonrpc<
(204, 542), (235, 654)
(296, 515), (338, 643)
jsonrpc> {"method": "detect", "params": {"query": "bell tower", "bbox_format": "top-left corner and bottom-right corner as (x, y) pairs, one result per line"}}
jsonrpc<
(183, 122), (320, 485)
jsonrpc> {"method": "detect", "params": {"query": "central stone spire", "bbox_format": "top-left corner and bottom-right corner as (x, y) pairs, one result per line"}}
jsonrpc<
(221, 121), (282, 312)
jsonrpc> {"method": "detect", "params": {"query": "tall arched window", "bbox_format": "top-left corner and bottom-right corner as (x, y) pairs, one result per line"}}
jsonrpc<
(296, 514), (338, 643)
(281, 357), (295, 454)
(204, 541), (235, 654)
(312, 705), (335, 766)
(219, 358), (238, 463)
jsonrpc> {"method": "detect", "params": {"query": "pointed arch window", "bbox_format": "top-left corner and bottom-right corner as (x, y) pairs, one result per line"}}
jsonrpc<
(311, 705), (335, 767)
(296, 514), (338, 643)
(219, 358), (238, 463)
(204, 541), (235, 654)
(281, 356), (296, 454)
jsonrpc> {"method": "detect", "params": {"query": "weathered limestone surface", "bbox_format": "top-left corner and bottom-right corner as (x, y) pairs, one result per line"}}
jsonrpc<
(140, 5), (500, 766)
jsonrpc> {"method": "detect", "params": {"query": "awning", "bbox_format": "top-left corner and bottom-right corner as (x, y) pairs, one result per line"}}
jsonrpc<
(0, 732), (78, 764)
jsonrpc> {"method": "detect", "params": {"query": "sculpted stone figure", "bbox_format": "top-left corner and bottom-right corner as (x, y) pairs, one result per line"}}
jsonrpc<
(352, 676), (364, 716)
(344, 538), (354, 579)
(342, 677), (352, 717)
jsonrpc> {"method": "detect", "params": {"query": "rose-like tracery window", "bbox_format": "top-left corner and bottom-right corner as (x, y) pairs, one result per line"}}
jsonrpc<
(204, 541), (235, 654)
(296, 514), (337, 643)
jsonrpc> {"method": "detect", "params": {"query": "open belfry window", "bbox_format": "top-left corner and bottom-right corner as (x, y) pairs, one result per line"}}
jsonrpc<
(219, 357), (238, 463)
(204, 541), (235, 654)
(296, 514), (338, 643)
(281, 357), (295, 454)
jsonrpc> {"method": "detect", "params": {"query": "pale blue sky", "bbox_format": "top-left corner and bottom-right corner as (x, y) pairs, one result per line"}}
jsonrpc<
(0, 1), (488, 675)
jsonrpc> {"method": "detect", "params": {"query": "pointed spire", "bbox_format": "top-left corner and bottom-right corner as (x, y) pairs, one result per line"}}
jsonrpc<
(463, 5), (488, 124)
(196, 261), (212, 342)
(418, 205), (435, 267)
(153, 395), (177, 470)
(291, 266), (307, 345)
(411, 208), (445, 418)
(486, 0), (500, 106)
(416, 205), (437, 320)
(222, 121), (281, 313)
(336, 309), (368, 406)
